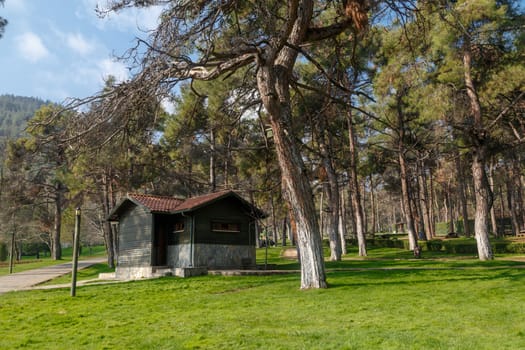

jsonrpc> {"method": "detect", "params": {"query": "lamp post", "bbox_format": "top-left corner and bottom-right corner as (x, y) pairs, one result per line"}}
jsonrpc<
(71, 207), (81, 297)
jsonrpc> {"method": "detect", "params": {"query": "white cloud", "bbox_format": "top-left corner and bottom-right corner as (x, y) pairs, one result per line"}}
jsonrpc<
(66, 32), (95, 55)
(5, 0), (28, 13)
(98, 58), (129, 83)
(16, 32), (50, 62)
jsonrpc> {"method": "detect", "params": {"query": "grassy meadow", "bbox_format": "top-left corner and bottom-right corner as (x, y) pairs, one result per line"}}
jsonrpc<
(1, 246), (524, 349)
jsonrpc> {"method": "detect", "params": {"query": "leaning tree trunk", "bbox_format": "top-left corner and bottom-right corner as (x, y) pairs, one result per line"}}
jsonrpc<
(257, 62), (327, 289)
(464, 44), (493, 260)
(253, 0), (327, 289)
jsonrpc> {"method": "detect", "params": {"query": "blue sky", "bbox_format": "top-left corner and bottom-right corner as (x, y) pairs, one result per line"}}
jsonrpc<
(0, 0), (164, 103)
(1, 1), (524, 104)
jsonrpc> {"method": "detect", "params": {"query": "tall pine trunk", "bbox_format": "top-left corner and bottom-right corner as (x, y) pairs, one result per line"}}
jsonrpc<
(417, 159), (432, 240)
(339, 187), (348, 255)
(318, 113), (342, 261)
(396, 98), (417, 250)
(455, 150), (471, 237)
(102, 171), (116, 268)
(52, 185), (63, 260)
(347, 112), (367, 256)
(464, 44), (493, 260)
(488, 160), (499, 237)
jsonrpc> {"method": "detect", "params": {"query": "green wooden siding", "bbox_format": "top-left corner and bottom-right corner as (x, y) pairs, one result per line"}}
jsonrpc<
(117, 204), (152, 267)
(193, 197), (254, 246)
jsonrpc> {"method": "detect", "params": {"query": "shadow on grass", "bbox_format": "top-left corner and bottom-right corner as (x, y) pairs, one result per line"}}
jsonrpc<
(326, 267), (525, 289)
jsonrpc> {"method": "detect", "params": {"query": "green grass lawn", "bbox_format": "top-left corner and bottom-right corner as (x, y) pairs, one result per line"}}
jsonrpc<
(37, 263), (115, 286)
(1, 247), (525, 349)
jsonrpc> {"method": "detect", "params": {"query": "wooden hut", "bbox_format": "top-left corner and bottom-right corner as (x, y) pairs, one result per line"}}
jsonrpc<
(108, 190), (265, 279)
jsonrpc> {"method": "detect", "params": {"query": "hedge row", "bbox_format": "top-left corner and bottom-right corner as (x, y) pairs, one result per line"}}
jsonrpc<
(418, 239), (525, 254)
(348, 238), (525, 254)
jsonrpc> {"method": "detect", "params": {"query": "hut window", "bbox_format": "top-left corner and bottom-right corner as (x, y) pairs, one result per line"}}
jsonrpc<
(173, 222), (185, 233)
(211, 222), (240, 233)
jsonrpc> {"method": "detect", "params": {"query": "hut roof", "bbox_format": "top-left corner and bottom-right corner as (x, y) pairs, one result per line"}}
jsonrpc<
(108, 190), (266, 221)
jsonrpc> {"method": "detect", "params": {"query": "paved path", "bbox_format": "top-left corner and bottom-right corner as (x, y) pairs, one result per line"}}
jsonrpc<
(0, 257), (106, 294)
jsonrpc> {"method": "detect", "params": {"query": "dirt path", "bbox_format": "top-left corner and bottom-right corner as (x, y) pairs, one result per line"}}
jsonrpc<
(0, 257), (106, 294)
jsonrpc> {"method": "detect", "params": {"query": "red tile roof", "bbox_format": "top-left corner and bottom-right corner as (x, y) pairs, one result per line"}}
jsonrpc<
(108, 190), (265, 220)
(172, 190), (232, 212)
(128, 193), (185, 212)
(128, 190), (237, 214)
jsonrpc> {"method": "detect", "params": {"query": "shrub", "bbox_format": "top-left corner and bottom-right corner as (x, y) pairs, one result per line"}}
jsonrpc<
(424, 240), (443, 252)
(443, 240), (478, 254)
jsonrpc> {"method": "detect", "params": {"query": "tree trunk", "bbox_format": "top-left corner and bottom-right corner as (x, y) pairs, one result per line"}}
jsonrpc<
(319, 119), (342, 261)
(512, 158), (524, 231)
(428, 169), (436, 238)
(282, 217), (287, 247)
(455, 151), (471, 237)
(488, 160), (499, 237)
(254, 0), (327, 288)
(269, 195), (278, 245)
(446, 185), (454, 233)
(52, 185), (63, 260)
(396, 97), (417, 250)
(102, 172), (116, 268)
(506, 163), (521, 236)
(347, 112), (367, 256)
(209, 127), (216, 192)
(417, 159), (431, 240)
(249, 190), (261, 248)
(399, 151), (417, 250)
(464, 45), (493, 260)
(370, 175), (377, 234)
(257, 61), (327, 288)
(339, 187), (348, 255)
(472, 149), (493, 260)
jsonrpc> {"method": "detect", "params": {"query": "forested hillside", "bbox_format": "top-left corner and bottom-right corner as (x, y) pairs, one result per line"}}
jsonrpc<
(0, 94), (48, 139)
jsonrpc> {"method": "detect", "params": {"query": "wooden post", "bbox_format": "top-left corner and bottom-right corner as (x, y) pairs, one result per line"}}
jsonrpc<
(71, 208), (81, 297)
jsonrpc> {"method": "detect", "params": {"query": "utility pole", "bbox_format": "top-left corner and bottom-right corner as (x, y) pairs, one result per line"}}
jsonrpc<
(70, 208), (81, 297)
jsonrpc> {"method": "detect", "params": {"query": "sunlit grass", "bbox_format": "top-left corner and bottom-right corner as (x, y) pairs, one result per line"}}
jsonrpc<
(38, 263), (114, 286)
(1, 261), (524, 349)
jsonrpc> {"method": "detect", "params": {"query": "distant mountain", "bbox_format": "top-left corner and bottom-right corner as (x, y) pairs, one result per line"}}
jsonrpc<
(0, 94), (50, 139)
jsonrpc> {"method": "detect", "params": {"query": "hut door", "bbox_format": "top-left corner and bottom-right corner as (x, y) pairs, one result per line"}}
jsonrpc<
(153, 217), (168, 266)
